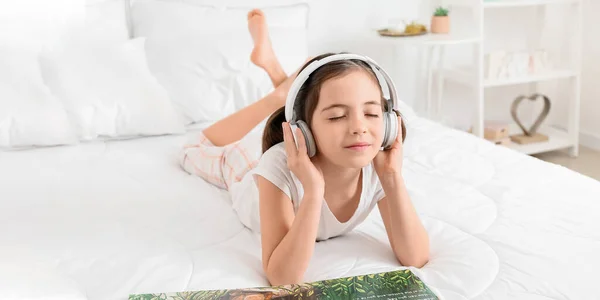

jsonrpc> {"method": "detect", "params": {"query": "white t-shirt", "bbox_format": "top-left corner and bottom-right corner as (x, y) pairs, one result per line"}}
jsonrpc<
(231, 142), (386, 241)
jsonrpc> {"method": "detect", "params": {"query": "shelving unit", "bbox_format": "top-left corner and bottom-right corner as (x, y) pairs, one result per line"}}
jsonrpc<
(361, 30), (480, 46)
(505, 125), (573, 155)
(452, 0), (580, 8)
(429, 0), (583, 157)
(483, 0), (579, 8)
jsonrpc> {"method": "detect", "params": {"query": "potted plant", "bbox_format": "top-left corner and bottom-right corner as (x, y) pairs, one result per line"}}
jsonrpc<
(431, 6), (450, 34)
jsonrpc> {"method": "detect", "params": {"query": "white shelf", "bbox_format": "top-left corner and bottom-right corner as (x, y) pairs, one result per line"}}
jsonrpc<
(366, 30), (481, 46)
(437, 67), (577, 88)
(483, 0), (580, 8)
(484, 69), (578, 87)
(503, 125), (574, 155)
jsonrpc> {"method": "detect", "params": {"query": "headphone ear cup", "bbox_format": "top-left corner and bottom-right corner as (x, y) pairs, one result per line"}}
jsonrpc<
(382, 112), (398, 149)
(382, 112), (390, 147)
(296, 120), (317, 157)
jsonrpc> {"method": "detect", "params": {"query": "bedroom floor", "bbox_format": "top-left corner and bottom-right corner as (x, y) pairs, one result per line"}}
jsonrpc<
(534, 146), (600, 181)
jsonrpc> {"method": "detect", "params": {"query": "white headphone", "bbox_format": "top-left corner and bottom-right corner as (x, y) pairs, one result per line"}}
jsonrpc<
(285, 53), (399, 157)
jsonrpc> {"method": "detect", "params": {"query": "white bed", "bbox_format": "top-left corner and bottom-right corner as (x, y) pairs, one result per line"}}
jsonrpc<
(1, 116), (599, 300)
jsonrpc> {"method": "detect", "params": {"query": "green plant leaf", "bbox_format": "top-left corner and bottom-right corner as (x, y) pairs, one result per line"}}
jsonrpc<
(434, 6), (449, 16)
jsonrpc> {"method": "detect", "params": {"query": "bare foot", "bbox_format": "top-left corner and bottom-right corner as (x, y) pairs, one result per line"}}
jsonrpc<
(247, 9), (276, 70)
(271, 71), (296, 107)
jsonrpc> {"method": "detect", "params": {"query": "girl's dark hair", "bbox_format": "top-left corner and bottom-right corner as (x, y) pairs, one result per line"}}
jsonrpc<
(261, 52), (407, 154)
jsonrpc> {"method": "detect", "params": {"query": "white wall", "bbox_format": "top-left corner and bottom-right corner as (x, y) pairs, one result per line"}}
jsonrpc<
(304, 1), (421, 55)
(302, 0), (425, 111)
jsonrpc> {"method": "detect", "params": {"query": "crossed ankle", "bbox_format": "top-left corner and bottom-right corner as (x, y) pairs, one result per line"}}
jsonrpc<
(265, 91), (286, 110)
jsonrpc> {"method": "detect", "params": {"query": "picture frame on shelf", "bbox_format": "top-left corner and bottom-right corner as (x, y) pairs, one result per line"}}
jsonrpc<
(485, 49), (552, 80)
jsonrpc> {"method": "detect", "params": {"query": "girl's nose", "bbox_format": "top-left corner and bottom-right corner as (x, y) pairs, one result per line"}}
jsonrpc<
(350, 115), (367, 135)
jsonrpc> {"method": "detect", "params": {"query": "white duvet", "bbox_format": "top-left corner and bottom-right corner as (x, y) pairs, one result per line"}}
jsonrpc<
(1, 117), (599, 300)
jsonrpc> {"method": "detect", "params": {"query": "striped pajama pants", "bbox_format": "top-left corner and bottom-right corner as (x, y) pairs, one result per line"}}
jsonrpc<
(178, 130), (268, 233)
(178, 131), (263, 191)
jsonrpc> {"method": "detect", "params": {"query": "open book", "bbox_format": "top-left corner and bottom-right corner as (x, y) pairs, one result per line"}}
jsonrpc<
(129, 269), (440, 300)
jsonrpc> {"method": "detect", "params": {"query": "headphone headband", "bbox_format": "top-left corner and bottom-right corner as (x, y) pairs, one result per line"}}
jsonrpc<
(284, 53), (398, 123)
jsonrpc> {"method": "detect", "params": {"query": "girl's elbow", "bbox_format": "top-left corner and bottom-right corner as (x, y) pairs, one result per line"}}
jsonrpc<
(411, 254), (430, 268)
(400, 253), (430, 268)
(266, 264), (304, 286)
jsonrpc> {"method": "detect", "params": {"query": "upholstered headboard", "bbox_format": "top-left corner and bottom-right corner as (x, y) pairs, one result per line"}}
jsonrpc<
(124, 0), (133, 38)
(84, 0), (133, 40)
(117, 0), (311, 40)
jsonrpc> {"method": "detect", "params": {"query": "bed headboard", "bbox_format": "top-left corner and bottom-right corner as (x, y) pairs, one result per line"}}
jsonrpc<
(84, 0), (134, 40)
(124, 0), (133, 38)
(112, 0), (310, 40)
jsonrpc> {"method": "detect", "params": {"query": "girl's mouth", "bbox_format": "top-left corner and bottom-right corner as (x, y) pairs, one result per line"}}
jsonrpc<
(345, 143), (371, 151)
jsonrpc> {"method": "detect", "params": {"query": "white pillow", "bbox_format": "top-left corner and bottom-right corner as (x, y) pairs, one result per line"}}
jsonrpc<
(0, 46), (77, 149)
(39, 37), (185, 141)
(131, 0), (310, 125)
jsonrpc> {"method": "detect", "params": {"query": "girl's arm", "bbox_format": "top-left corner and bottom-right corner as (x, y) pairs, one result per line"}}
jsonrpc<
(202, 61), (299, 147)
(377, 174), (430, 268)
(256, 176), (323, 285)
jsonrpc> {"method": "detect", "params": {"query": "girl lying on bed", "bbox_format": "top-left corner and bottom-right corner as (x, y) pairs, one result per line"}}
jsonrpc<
(179, 9), (429, 285)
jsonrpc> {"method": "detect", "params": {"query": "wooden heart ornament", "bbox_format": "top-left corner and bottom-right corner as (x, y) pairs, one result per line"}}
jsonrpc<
(510, 93), (551, 136)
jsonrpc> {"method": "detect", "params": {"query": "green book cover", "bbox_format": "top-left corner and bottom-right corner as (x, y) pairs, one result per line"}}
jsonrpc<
(129, 269), (440, 300)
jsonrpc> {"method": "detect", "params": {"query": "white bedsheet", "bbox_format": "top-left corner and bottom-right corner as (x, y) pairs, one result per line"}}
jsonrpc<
(1, 117), (599, 300)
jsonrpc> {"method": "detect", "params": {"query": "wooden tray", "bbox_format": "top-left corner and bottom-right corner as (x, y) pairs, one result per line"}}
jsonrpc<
(377, 29), (428, 37)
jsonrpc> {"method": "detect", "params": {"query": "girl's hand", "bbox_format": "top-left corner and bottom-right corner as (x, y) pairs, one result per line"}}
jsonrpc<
(282, 122), (325, 196)
(374, 115), (404, 178)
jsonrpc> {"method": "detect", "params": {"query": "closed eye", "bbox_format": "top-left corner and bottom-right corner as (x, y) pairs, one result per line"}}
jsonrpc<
(366, 114), (380, 118)
(328, 116), (345, 121)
